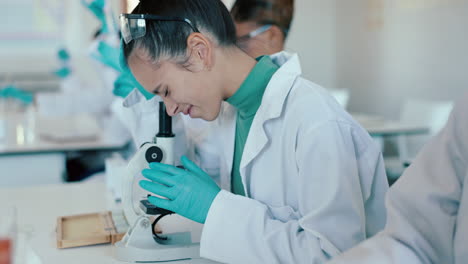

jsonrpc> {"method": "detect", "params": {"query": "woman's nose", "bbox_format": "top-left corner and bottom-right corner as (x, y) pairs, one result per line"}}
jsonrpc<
(164, 98), (180, 116)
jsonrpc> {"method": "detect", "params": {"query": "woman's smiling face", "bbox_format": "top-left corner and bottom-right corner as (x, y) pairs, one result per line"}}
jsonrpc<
(128, 48), (224, 121)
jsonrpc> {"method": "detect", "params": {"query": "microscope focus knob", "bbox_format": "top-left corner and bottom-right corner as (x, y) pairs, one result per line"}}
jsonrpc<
(145, 146), (163, 163)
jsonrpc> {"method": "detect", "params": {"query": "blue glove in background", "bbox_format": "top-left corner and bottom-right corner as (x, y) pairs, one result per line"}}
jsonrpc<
(81, 0), (108, 33)
(113, 71), (136, 98)
(91, 41), (121, 71)
(0, 85), (34, 105)
(57, 48), (70, 62)
(53, 48), (71, 79)
(139, 156), (221, 224)
(119, 40), (155, 100)
(53, 67), (71, 79)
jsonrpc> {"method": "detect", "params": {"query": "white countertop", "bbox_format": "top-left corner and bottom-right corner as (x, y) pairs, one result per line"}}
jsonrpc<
(0, 180), (217, 264)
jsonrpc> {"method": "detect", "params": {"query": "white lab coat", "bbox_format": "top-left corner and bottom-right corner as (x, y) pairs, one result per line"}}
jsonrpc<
(117, 56), (297, 189)
(328, 92), (468, 264)
(118, 52), (388, 263)
(199, 52), (389, 263)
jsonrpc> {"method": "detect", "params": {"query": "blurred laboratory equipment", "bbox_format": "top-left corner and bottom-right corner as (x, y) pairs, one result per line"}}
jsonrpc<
(0, 207), (16, 264)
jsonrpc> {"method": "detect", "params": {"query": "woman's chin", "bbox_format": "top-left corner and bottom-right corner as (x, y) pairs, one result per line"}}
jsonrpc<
(190, 106), (220, 121)
(200, 112), (218, 121)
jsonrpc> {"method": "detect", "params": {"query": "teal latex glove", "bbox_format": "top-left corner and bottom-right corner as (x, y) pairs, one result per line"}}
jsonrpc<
(54, 48), (71, 78)
(57, 48), (70, 62)
(91, 41), (121, 71)
(139, 156), (221, 224)
(81, 0), (108, 33)
(119, 40), (155, 100)
(0, 85), (33, 105)
(53, 67), (71, 78)
(113, 71), (135, 98)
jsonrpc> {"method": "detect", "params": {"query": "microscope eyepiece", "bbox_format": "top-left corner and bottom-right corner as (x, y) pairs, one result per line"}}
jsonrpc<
(157, 102), (175, 138)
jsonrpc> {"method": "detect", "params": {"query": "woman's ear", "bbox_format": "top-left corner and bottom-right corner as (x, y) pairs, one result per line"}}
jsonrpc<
(185, 33), (213, 72)
(268, 25), (285, 44)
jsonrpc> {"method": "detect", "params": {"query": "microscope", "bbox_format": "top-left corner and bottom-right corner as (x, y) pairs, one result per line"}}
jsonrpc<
(114, 102), (200, 262)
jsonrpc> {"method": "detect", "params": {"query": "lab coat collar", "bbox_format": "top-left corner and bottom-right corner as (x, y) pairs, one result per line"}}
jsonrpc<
(239, 51), (302, 172)
(122, 88), (144, 108)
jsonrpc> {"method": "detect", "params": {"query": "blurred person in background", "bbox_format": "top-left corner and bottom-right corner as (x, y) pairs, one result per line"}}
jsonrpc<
(35, 0), (133, 181)
(329, 92), (468, 264)
(231, 0), (294, 58)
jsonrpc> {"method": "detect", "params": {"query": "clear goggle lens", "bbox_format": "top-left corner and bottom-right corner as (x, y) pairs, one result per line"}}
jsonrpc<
(120, 15), (147, 44)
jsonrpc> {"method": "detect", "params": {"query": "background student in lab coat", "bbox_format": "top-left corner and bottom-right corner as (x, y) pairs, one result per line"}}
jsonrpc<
(122, 0), (389, 263)
(231, 0), (294, 58)
(328, 91), (468, 264)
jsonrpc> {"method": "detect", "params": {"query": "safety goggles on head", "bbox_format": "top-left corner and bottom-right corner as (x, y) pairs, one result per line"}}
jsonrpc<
(237, 24), (272, 42)
(120, 14), (200, 44)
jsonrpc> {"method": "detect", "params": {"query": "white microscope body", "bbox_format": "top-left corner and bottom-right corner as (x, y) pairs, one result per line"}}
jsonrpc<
(114, 102), (200, 262)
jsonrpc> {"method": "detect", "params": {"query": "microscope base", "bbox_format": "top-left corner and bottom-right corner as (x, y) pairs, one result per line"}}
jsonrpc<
(114, 216), (200, 262)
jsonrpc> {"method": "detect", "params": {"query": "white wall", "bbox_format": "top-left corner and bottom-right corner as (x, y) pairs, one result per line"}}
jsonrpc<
(336, 0), (468, 119)
(286, 0), (337, 88)
(285, 0), (468, 119)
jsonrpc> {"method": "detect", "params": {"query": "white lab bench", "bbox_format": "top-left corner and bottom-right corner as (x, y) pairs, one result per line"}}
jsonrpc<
(0, 112), (128, 187)
(353, 113), (430, 163)
(352, 113), (429, 137)
(0, 180), (218, 264)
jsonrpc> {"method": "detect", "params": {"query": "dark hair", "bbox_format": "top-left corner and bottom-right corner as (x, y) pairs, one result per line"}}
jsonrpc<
(123, 0), (237, 66)
(231, 0), (294, 38)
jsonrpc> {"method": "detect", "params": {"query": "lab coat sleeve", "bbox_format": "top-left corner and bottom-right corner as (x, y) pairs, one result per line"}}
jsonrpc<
(328, 93), (468, 264)
(200, 121), (384, 263)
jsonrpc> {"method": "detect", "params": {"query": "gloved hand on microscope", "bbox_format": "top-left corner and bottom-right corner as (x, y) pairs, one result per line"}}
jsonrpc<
(139, 155), (221, 224)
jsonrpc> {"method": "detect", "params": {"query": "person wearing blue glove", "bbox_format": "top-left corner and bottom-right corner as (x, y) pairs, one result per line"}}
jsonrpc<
(140, 156), (220, 224)
(123, 0), (388, 263)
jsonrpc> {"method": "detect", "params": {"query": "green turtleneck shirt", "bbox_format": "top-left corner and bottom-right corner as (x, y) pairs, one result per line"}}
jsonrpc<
(226, 56), (279, 196)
